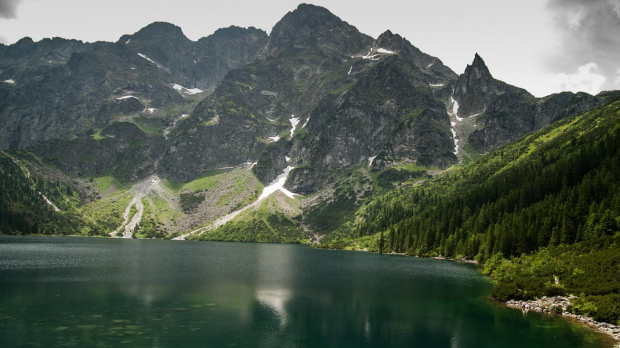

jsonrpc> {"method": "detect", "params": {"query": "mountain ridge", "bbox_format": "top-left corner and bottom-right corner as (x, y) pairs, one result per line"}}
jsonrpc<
(0, 3), (613, 242)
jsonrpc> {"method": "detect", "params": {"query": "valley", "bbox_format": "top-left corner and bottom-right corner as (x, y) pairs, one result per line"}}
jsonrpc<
(0, 3), (619, 342)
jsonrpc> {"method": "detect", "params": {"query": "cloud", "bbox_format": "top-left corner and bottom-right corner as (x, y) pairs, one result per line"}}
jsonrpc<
(541, 63), (607, 95)
(0, 0), (23, 19)
(546, 0), (620, 91)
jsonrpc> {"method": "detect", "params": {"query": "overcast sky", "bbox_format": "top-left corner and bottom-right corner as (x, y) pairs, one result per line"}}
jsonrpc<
(1, 0), (619, 97)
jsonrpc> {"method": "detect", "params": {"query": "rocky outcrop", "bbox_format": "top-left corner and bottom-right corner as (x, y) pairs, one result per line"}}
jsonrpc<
(506, 296), (620, 345)
(453, 53), (530, 117)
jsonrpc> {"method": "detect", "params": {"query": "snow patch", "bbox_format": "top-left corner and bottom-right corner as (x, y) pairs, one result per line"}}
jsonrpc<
(451, 122), (456, 127)
(368, 155), (377, 168)
(185, 87), (203, 95)
(348, 66), (353, 75)
(125, 39), (131, 44)
(285, 156), (291, 162)
(362, 49), (380, 61)
(450, 96), (463, 121)
(147, 108), (156, 113)
(429, 83), (444, 87)
(451, 128), (459, 155)
(302, 117), (310, 128)
(268, 135), (281, 142)
(258, 166), (296, 200)
(181, 114), (189, 118)
(172, 83), (204, 95)
(427, 62), (434, 69)
(117, 95), (138, 100)
(377, 48), (395, 54)
(137, 53), (158, 66)
(3, 79), (15, 84)
(289, 116), (300, 136)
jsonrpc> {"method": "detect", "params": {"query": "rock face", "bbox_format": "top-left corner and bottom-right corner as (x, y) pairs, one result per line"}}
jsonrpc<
(30, 122), (165, 183)
(468, 91), (602, 152)
(287, 56), (456, 193)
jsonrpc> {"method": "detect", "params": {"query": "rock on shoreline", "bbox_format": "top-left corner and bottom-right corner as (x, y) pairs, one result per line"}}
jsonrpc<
(506, 296), (620, 346)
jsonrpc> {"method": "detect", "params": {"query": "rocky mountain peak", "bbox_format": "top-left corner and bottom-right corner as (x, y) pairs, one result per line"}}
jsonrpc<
(261, 3), (372, 57)
(465, 53), (492, 80)
(374, 30), (400, 49)
(453, 53), (530, 117)
(130, 22), (189, 42)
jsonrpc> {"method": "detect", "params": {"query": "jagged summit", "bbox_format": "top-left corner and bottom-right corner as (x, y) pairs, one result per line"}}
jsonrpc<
(453, 53), (530, 117)
(260, 3), (372, 57)
(465, 53), (492, 79)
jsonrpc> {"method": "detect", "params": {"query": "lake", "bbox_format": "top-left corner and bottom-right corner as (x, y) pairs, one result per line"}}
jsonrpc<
(0, 236), (610, 347)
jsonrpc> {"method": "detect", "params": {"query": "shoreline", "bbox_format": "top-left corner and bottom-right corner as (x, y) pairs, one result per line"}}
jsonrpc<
(505, 296), (620, 347)
(337, 246), (619, 346)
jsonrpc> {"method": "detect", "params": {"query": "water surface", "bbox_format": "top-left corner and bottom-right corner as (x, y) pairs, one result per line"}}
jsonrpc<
(0, 236), (609, 347)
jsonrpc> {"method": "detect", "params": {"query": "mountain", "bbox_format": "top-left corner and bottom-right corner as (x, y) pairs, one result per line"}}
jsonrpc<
(0, 3), (614, 242)
(0, 25), (266, 149)
(259, 3), (373, 57)
(449, 54), (603, 153)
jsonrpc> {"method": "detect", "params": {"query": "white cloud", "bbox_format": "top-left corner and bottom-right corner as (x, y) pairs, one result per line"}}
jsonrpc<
(529, 62), (608, 97)
(539, 63), (606, 95)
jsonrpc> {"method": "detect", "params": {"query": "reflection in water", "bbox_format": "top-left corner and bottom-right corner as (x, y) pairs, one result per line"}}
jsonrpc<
(0, 237), (612, 348)
(255, 288), (291, 326)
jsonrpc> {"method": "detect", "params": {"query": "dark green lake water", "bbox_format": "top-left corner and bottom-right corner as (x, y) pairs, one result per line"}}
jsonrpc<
(0, 236), (610, 347)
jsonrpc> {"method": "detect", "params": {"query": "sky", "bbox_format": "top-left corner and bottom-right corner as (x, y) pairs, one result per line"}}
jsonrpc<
(1, 0), (619, 97)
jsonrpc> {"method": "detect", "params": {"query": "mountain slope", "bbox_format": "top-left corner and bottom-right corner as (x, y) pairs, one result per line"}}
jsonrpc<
(321, 92), (620, 257)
